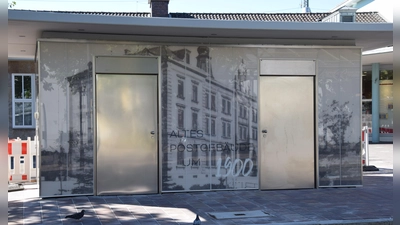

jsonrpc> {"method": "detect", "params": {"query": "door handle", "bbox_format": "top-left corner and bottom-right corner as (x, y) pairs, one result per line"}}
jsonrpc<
(150, 131), (155, 135)
(262, 129), (267, 138)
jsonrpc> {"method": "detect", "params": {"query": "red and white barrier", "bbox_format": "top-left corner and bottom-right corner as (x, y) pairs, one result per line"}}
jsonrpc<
(8, 137), (38, 183)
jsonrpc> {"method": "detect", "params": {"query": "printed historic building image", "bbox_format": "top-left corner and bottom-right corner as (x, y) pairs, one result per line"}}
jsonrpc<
(145, 46), (259, 191)
(36, 41), (362, 197)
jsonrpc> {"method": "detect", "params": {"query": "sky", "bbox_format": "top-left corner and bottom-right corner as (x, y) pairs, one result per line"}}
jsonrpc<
(10, 0), (346, 13)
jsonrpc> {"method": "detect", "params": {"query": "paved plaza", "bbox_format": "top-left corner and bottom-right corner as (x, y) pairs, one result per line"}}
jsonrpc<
(8, 144), (393, 225)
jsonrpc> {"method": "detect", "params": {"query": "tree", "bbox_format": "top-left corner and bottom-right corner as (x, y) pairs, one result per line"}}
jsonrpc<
(8, 1), (16, 8)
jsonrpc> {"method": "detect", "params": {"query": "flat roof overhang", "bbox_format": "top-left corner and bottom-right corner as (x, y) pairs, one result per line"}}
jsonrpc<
(362, 46), (393, 66)
(8, 9), (393, 61)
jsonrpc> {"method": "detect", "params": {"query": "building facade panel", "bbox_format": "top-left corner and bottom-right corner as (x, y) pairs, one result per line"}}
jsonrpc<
(316, 48), (362, 186)
(38, 41), (362, 197)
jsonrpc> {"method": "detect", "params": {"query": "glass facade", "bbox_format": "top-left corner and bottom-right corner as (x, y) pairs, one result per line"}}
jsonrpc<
(362, 69), (393, 141)
(39, 41), (362, 197)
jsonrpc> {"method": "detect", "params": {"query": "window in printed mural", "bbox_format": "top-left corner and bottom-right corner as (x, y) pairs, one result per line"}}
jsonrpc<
(211, 93), (216, 111)
(192, 111), (198, 130)
(222, 120), (231, 138)
(252, 127), (257, 140)
(177, 106), (185, 129)
(192, 84), (198, 103)
(177, 144), (185, 166)
(186, 51), (190, 64)
(222, 98), (231, 115)
(252, 108), (257, 123)
(205, 145), (210, 166)
(205, 116), (210, 135)
(205, 92), (209, 109)
(177, 79), (184, 99)
(211, 118), (216, 136)
(239, 104), (248, 119)
(211, 149), (216, 167)
(239, 125), (248, 140)
(192, 144), (198, 162)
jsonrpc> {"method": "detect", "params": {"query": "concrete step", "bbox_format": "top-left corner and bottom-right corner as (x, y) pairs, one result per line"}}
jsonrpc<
(8, 183), (24, 192)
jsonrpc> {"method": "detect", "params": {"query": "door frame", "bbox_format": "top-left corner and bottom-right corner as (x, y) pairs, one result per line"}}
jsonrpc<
(258, 58), (318, 189)
(92, 56), (161, 195)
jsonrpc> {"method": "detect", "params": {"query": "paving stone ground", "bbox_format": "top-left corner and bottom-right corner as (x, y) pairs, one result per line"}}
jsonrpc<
(8, 144), (393, 225)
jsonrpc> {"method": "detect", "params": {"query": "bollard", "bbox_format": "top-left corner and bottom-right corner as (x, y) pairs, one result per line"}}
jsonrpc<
(363, 126), (369, 166)
(362, 126), (379, 171)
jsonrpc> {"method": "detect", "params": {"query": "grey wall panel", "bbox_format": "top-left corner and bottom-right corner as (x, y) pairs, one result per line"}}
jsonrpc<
(337, 49), (362, 186)
(95, 56), (158, 74)
(260, 59), (315, 75)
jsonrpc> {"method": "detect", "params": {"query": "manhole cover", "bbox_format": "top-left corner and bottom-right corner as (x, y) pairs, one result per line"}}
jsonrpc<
(208, 210), (271, 219)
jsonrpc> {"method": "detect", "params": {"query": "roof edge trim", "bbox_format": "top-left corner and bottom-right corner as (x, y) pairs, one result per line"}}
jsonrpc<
(9, 9), (393, 32)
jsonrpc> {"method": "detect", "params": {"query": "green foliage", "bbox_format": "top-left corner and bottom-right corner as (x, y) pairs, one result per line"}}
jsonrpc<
(9, 1), (16, 8)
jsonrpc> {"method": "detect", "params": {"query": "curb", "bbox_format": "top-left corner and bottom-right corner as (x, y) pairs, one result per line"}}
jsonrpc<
(255, 218), (393, 225)
(8, 183), (24, 192)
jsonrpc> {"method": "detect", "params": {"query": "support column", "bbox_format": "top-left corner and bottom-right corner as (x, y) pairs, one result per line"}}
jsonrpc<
(371, 63), (380, 143)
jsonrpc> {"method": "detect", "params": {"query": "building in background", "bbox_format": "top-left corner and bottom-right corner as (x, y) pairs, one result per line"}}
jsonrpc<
(8, 61), (37, 140)
(330, 0), (393, 143)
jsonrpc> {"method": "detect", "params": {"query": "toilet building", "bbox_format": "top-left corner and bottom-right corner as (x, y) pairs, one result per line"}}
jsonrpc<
(8, 9), (392, 197)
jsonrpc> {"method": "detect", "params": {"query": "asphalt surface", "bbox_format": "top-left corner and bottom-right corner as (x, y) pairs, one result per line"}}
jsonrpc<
(8, 144), (393, 225)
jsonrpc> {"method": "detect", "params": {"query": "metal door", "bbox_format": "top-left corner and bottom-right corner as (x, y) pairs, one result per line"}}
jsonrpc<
(259, 76), (314, 190)
(96, 74), (158, 195)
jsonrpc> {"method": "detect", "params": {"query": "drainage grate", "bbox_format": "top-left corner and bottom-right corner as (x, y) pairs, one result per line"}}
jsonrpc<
(208, 210), (271, 219)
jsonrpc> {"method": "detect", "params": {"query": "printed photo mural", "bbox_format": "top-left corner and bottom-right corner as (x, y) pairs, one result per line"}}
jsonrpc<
(39, 41), (362, 197)
(154, 46), (259, 191)
(39, 42), (95, 196)
(315, 48), (362, 186)
(38, 42), (160, 196)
